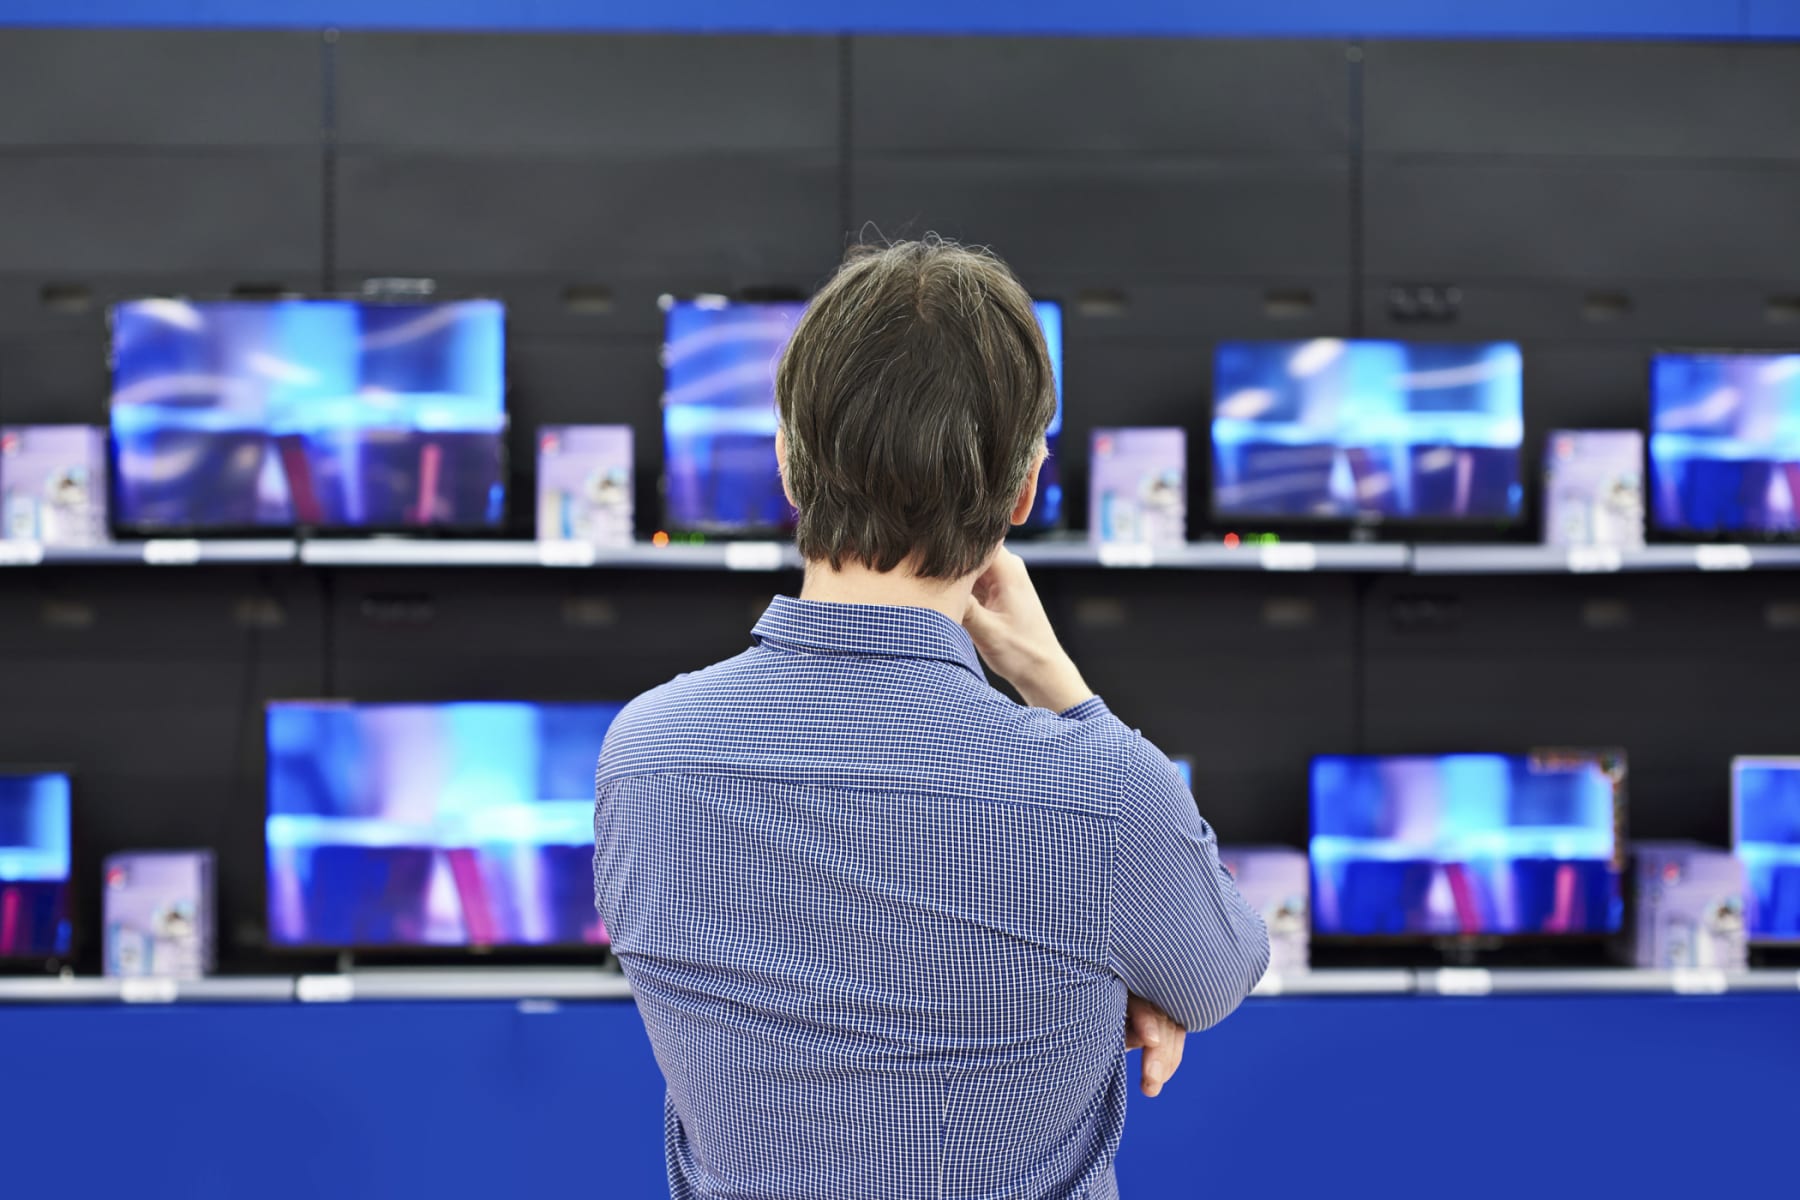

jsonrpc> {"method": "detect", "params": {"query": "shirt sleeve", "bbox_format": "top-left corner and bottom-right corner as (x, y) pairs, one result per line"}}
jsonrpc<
(1107, 740), (1270, 1032)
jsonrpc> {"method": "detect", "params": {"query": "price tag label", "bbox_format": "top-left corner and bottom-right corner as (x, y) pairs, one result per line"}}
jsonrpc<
(724, 542), (785, 571)
(142, 539), (202, 565)
(1097, 543), (1156, 568)
(1566, 546), (1623, 574)
(296, 974), (355, 1003)
(0, 540), (45, 567)
(537, 540), (597, 568)
(1433, 967), (1493, 997)
(1695, 545), (1752, 572)
(1260, 543), (1318, 572)
(120, 977), (180, 1004)
(1671, 968), (1728, 996)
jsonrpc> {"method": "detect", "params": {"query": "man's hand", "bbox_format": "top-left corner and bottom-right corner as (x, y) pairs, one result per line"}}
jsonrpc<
(962, 548), (1094, 713)
(1125, 994), (1187, 1099)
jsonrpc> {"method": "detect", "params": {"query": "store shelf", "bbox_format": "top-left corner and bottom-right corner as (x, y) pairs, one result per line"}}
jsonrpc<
(1010, 541), (1412, 572)
(1419, 967), (1800, 997)
(1412, 543), (1800, 575)
(297, 539), (805, 571)
(0, 976), (297, 1004)
(0, 539), (298, 567)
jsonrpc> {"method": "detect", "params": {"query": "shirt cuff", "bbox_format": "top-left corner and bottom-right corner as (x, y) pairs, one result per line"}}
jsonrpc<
(1057, 696), (1111, 722)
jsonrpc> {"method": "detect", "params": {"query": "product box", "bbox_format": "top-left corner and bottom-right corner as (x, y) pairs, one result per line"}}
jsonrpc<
(1543, 429), (1645, 549)
(1219, 845), (1309, 974)
(1089, 428), (1185, 547)
(536, 424), (633, 547)
(1630, 841), (1746, 970)
(103, 850), (215, 980)
(0, 425), (108, 546)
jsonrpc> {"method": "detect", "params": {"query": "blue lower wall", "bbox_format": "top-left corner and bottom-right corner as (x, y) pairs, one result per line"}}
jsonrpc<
(0, 1), (1794, 38)
(3, 993), (1794, 1198)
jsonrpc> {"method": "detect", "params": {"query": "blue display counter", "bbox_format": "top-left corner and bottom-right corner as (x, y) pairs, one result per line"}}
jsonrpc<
(3, 987), (1795, 1199)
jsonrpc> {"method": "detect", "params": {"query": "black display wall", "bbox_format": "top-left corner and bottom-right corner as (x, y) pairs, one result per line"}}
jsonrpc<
(0, 29), (1797, 970)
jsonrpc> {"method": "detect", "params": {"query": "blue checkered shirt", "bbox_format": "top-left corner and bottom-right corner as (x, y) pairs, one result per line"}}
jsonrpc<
(595, 595), (1268, 1199)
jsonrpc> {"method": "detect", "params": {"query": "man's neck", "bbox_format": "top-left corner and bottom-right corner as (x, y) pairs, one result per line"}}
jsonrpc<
(798, 559), (977, 623)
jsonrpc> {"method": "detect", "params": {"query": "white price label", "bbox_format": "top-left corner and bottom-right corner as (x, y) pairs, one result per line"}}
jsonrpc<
(536, 540), (597, 568)
(296, 974), (355, 1003)
(120, 977), (180, 1004)
(1566, 546), (1623, 574)
(1695, 545), (1752, 572)
(0, 540), (45, 567)
(1259, 542), (1318, 572)
(142, 539), (202, 565)
(1671, 968), (1728, 995)
(1097, 543), (1156, 568)
(1250, 971), (1285, 998)
(1433, 968), (1493, 997)
(724, 541), (785, 571)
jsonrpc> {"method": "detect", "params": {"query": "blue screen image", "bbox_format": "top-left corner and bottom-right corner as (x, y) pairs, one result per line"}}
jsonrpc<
(1212, 339), (1524, 522)
(1734, 758), (1800, 942)
(662, 298), (1064, 533)
(0, 772), (72, 959)
(1649, 352), (1800, 536)
(266, 701), (621, 949)
(1310, 754), (1621, 937)
(111, 299), (507, 531)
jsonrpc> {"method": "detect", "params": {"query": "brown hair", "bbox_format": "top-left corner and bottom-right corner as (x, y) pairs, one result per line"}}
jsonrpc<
(776, 237), (1057, 580)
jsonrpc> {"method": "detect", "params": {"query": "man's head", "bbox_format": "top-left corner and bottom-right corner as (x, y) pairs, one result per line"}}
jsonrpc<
(775, 237), (1057, 581)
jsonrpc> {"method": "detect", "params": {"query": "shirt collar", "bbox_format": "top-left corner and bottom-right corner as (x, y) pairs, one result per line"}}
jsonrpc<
(752, 595), (986, 680)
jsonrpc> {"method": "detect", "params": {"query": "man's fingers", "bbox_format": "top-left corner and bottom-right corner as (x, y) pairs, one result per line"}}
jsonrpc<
(1140, 1034), (1183, 1098)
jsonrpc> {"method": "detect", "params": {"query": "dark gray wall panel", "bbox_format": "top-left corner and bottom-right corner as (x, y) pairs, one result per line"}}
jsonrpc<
(1365, 43), (1800, 159)
(1364, 163), (1800, 282)
(337, 33), (839, 152)
(853, 37), (1349, 155)
(0, 333), (109, 424)
(0, 155), (322, 274)
(336, 153), (840, 277)
(853, 161), (1348, 280)
(1052, 280), (1349, 342)
(1362, 281), (1800, 346)
(0, 29), (321, 147)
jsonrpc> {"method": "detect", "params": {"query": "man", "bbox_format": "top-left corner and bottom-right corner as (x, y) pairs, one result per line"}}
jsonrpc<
(595, 238), (1269, 1200)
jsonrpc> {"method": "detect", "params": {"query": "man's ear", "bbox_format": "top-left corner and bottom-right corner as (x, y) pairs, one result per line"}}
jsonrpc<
(776, 427), (799, 512)
(1009, 449), (1046, 526)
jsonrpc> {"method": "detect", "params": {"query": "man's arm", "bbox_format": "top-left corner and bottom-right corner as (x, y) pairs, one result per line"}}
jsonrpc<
(1108, 749), (1269, 1032)
(963, 548), (1269, 1032)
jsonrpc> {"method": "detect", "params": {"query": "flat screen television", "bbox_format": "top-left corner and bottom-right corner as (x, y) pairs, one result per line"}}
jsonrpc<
(1733, 756), (1800, 946)
(0, 770), (73, 965)
(1212, 339), (1524, 526)
(661, 297), (1064, 535)
(265, 701), (621, 952)
(1649, 351), (1800, 538)
(1310, 751), (1625, 962)
(110, 298), (507, 534)
(1089, 427), (1185, 547)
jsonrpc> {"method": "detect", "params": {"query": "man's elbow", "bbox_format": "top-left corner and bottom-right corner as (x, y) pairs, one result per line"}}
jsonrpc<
(1173, 922), (1271, 1033)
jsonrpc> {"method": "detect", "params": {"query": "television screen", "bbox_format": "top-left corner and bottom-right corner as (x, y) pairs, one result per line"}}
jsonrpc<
(1543, 430), (1645, 549)
(110, 298), (507, 533)
(1310, 752), (1624, 938)
(265, 701), (621, 950)
(1733, 757), (1800, 943)
(1089, 427), (1185, 547)
(0, 426), (108, 546)
(661, 297), (1064, 534)
(1212, 339), (1524, 523)
(0, 771), (73, 960)
(1649, 352), (1800, 537)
